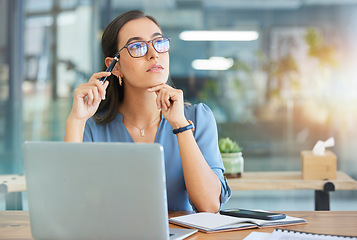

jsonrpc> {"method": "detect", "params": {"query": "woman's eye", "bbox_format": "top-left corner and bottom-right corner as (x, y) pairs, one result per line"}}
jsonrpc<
(155, 39), (163, 44)
(130, 42), (145, 51)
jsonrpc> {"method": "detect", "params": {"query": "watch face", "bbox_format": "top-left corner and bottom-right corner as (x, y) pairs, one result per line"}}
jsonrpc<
(188, 120), (195, 131)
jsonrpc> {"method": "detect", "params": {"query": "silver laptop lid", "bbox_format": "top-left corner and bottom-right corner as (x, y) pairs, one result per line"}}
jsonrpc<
(23, 141), (169, 240)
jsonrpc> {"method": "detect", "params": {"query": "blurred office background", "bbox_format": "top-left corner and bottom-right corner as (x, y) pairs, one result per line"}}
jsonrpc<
(1, 0), (356, 210)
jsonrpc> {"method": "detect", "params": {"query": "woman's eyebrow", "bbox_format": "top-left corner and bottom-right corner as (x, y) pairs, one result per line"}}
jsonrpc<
(125, 32), (163, 45)
(152, 32), (163, 38)
(125, 36), (142, 45)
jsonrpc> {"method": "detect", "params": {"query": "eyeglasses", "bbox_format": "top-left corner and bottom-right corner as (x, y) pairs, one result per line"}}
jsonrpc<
(117, 36), (171, 58)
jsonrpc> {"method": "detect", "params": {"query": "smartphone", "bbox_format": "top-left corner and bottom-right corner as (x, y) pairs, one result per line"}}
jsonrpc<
(219, 209), (286, 220)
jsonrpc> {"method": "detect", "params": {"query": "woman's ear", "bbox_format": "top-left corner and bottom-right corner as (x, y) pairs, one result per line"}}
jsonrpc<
(104, 57), (122, 78)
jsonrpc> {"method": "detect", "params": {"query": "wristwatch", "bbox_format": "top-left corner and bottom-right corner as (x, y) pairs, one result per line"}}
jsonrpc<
(172, 120), (195, 134)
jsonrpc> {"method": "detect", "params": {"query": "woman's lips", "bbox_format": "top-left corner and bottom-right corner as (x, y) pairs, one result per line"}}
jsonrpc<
(147, 64), (164, 72)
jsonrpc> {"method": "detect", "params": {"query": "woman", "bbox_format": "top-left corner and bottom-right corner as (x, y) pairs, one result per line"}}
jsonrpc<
(65, 10), (231, 212)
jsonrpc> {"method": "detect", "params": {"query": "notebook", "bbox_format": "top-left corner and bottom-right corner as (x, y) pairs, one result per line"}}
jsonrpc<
(23, 141), (197, 240)
(244, 229), (357, 240)
(169, 212), (306, 233)
(268, 229), (357, 240)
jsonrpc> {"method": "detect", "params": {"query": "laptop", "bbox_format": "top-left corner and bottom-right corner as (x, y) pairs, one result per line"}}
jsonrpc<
(23, 141), (197, 240)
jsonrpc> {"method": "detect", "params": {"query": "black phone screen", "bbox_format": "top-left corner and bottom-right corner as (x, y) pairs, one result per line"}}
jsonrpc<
(220, 209), (286, 220)
(230, 210), (276, 216)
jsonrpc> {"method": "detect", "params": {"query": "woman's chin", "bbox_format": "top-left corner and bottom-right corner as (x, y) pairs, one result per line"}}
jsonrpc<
(148, 78), (168, 87)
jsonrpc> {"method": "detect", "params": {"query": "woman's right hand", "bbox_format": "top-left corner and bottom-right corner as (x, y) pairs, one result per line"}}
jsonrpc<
(68, 72), (110, 122)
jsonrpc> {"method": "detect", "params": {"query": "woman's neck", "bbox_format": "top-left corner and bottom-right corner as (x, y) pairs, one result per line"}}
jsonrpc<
(119, 87), (161, 125)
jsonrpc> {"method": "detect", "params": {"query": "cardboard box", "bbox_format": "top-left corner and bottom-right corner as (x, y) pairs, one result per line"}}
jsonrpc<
(301, 150), (337, 180)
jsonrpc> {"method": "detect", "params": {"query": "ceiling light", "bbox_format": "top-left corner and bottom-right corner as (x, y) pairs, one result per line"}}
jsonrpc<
(180, 31), (259, 41)
(192, 57), (234, 71)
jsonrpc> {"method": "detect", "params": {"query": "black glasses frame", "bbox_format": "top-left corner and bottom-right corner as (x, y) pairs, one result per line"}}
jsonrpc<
(117, 36), (171, 58)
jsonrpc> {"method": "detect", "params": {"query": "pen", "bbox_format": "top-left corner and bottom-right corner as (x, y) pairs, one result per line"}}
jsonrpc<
(100, 53), (120, 84)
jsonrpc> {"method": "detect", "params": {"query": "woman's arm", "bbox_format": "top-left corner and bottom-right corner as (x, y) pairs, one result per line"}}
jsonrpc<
(175, 125), (222, 212)
(64, 117), (87, 142)
(148, 84), (223, 212)
(64, 72), (110, 142)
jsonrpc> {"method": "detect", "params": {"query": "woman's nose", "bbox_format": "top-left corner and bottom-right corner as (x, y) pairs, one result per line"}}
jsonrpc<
(146, 42), (159, 60)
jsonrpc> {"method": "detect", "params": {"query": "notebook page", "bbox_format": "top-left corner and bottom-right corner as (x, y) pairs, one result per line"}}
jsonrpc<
(169, 212), (254, 230)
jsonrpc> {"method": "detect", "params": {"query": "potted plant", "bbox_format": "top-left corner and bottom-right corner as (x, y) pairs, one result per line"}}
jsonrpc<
(218, 137), (244, 178)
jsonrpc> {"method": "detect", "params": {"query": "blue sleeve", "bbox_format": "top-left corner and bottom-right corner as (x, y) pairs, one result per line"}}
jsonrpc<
(83, 118), (95, 142)
(187, 103), (231, 211)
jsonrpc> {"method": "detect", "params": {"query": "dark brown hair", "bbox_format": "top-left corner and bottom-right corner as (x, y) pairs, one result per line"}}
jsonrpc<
(94, 10), (160, 124)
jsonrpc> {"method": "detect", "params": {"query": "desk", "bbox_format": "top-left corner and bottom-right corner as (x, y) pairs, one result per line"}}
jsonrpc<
(0, 211), (356, 239)
(0, 175), (26, 210)
(227, 171), (357, 211)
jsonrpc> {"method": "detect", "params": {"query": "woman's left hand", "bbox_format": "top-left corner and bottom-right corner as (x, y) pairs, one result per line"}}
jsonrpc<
(147, 84), (188, 128)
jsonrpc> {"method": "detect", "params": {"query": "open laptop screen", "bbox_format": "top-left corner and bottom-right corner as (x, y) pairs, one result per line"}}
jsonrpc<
(23, 142), (170, 240)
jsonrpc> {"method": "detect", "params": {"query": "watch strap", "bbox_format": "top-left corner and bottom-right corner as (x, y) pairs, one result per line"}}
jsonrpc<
(173, 120), (195, 134)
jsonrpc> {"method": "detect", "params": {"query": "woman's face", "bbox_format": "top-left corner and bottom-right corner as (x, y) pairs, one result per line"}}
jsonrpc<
(115, 17), (170, 89)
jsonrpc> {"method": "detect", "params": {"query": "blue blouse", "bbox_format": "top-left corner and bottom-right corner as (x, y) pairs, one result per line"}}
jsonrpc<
(83, 103), (231, 211)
